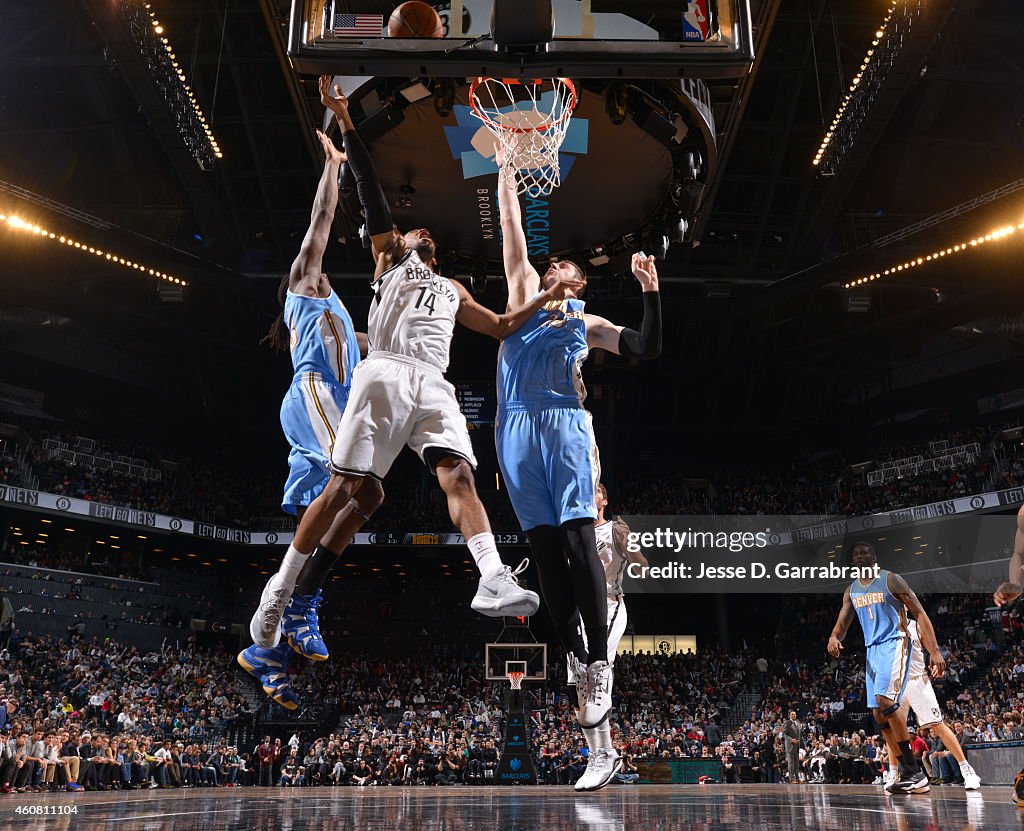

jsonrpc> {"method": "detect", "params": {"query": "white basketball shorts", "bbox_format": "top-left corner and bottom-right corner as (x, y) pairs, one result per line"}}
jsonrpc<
(330, 351), (477, 480)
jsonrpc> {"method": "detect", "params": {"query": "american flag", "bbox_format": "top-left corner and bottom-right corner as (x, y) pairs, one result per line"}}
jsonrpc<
(333, 13), (384, 38)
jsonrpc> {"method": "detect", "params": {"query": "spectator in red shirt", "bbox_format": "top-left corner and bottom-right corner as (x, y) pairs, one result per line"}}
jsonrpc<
(909, 729), (929, 766)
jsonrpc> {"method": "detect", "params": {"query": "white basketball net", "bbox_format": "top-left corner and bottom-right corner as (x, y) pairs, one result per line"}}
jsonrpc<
(508, 671), (525, 690)
(469, 77), (578, 198)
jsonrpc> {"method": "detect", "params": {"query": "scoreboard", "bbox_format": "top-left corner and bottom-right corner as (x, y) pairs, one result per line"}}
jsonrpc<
(455, 383), (496, 426)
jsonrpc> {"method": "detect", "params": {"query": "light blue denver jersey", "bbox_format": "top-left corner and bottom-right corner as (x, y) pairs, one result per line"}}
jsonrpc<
(850, 570), (907, 647)
(284, 289), (360, 387)
(496, 297), (588, 410)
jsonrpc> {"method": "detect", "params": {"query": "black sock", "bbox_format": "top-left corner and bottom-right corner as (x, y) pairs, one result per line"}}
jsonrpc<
(896, 740), (917, 774)
(295, 544), (341, 596)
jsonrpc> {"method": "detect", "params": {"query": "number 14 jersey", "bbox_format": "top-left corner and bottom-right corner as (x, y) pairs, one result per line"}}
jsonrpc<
(368, 248), (460, 372)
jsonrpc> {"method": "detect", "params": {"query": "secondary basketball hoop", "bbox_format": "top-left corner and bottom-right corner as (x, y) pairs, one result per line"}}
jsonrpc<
(506, 659), (528, 690)
(469, 76), (577, 198)
(497, 658), (536, 783)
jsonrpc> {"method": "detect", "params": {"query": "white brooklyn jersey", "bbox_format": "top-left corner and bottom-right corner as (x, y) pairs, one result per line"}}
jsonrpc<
(368, 248), (460, 372)
(595, 520), (628, 598)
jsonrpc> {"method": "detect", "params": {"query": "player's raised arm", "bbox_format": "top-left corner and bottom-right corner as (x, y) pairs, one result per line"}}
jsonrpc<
(583, 253), (662, 358)
(614, 517), (647, 568)
(453, 275), (584, 340)
(318, 75), (406, 271)
(496, 148), (542, 309)
(289, 129), (347, 295)
(827, 586), (855, 657)
(888, 572), (945, 678)
(995, 504), (1024, 606)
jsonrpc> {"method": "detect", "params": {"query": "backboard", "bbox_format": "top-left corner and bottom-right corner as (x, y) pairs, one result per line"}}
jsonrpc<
(484, 642), (547, 682)
(289, 1), (754, 79)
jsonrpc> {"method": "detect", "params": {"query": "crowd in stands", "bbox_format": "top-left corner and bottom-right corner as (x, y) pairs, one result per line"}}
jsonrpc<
(0, 632), (255, 792)
(3, 418), (1023, 532)
(618, 427), (1001, 519)
(0, 546), (218, 624)
(1, 566), (1022, 792)
(0, 420), (281, 530)
(5, 411), (1024, 791)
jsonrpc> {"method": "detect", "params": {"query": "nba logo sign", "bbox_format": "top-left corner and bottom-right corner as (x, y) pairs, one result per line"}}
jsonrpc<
(682, 0), (711, 41)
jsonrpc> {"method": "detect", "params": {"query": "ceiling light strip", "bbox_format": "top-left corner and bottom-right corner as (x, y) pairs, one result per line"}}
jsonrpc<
(0, 211), (188, 287)
(123, 1), (222, 167)
(813, 0), (918, 173)
(843, 220), (1023, 289)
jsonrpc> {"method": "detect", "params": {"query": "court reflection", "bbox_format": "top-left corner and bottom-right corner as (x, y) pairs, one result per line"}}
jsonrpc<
(7, 786), (1022, 831)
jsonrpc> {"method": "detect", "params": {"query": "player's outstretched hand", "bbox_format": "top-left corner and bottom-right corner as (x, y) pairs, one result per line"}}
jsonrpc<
(316, 129), (347, 165)
(319, 75), (349, 116)
(826, 636), (843, 658)
(929, 650), (946, 679)
(545, 276), (586, 301)
(994, 582), (1022, 606)
(631, 252), (659, 291)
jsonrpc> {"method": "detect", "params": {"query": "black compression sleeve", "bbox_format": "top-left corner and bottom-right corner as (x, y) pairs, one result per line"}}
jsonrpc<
(341, 129), (394, 236)
(617, 291), (662, 359)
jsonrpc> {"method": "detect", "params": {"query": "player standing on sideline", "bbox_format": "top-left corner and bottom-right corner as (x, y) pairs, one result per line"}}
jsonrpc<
(495, 160), (661, 792)
(828, 542), (942, 794)
(566, 483), (647, 791)
(238, 123), (384, 709)
(248, 77), (586, 646)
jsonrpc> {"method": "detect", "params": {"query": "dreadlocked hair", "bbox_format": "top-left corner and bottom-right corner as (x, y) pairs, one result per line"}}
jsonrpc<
(261, 275), (291, 352)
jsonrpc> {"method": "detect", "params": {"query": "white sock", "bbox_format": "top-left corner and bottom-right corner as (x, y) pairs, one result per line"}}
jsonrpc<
(959, 760), (972, 773)
(578, 711), (612, 752)
(581, 723), (598, 753)
(467, 532), (503, 581)
(276, 544), (310, 590)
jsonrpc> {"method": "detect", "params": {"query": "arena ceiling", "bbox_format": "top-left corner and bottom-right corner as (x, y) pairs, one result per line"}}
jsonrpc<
(2, 0), (1024, 447)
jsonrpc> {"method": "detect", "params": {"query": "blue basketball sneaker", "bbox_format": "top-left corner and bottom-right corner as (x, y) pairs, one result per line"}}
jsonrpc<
(282, 590), (329, 661)
(237, 644), (300, 710)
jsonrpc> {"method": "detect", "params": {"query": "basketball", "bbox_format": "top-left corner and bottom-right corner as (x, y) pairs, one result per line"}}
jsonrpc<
(388, 1), (444, 39)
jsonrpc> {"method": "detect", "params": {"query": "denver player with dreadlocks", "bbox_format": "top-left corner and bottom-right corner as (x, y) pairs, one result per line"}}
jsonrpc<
(238, 123), (384, 709)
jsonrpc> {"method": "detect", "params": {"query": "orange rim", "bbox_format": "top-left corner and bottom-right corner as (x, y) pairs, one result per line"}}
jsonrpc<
(469, 77), (577, 135)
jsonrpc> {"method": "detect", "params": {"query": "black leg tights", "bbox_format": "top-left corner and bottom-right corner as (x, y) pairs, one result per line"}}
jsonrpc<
(561, 519), (608, 664)
(527, 520), (608, 665)
(527, 525), (587, 662)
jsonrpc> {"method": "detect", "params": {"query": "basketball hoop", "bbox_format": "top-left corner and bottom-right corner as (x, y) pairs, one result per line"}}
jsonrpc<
(469, 77), (578, 198)
(507, 671), (526, 690)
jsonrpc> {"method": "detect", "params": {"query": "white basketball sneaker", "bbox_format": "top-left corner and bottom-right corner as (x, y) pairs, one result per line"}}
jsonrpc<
(249, 574), (292, 648)
(962, 763), (980, 790)
(579, 661), (613, 728)
(568, 654), (589, 711)
(470, 559), (540, 617)
(574, 748), (621, 792)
